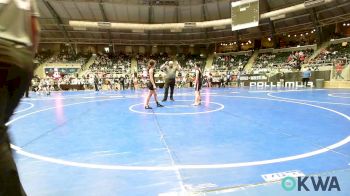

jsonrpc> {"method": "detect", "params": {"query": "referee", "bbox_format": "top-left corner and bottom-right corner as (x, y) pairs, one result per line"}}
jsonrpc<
(0, 0), (41, 195)
(161, 61), (182, 102)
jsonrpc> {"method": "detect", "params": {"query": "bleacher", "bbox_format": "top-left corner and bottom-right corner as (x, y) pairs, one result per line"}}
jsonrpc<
(89, 53), (131, 75)
(208, 51), (252, 80)
(252, 48), (314, 74)
(33, 37), (350, 90)
(212, 54), (250, 71)
(47, 52), (91, 64)
(36, 51), (92, 78)
(34, 51), (53, 64)
(212, 51), (252, 70)
(136, 53), (171, 73)
(176, 53), (206, 68)
(312, 42), (350, 66)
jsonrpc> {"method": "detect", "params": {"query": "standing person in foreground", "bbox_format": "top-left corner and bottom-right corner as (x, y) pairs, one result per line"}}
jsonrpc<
(94, 74), (99, 91)
(119, 75), (125, 90)
(335, 60), (344, 80)
(160, 60), (182, 102)
(0, 0), (41, 195)
(302, 68), (312, 87)
(208, 73), (213, 88)
(145, 60), (164, 109)
(193, 63), (202, 106)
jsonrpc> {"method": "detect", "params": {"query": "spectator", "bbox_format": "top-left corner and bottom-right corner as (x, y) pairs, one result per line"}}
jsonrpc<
(302, 68), (312, 87)
(94, 74), (99, 91)
(335, 61), (345, 80)
(119, 76), (125, 90)
(208, 73), (213, 88)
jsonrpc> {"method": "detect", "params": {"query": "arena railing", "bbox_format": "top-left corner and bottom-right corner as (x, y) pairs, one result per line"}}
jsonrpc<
(257, 45), (316, 55)
(330, 37), (350, 44)
(215, 50), (253, 56)
(273, 45), (317, 53)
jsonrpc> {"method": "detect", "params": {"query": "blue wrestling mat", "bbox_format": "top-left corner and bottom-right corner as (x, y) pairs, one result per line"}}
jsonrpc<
(7, 87), (350, 195)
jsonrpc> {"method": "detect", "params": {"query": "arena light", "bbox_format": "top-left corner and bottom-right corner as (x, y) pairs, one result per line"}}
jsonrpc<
(69, 20), (186, 31)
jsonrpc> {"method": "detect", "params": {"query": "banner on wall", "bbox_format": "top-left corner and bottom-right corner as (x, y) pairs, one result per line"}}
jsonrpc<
(45, 68), (79, 76)
(239, 74), (268, 81)
(249, 81), (314, 88)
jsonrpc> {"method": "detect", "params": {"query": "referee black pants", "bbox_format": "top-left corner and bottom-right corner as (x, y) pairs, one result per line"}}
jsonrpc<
(163, 78), (175, 101)
(302, 78), (309, 86)
(0, 64), (30, 196)
(94, 82), (99, 91)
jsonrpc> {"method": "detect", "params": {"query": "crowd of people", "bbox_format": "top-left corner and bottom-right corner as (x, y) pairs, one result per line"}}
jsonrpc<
(176, 53), (206, 68)
(308, 42), (349, 79)
(313, 42), (350, 64)
(212, 54), (250, 71)
(33, 43), (349, 94)
(252, 50), (313, 74)
(30, 73), (138, 93)
(90, 53), (131, 73)
(46, 52), (90, 64)
(136, 53), (171, 76)
(34, 51), (53, 64)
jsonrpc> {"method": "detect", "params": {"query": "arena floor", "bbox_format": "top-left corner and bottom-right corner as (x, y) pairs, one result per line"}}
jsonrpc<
(8, 87), (350, 196)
